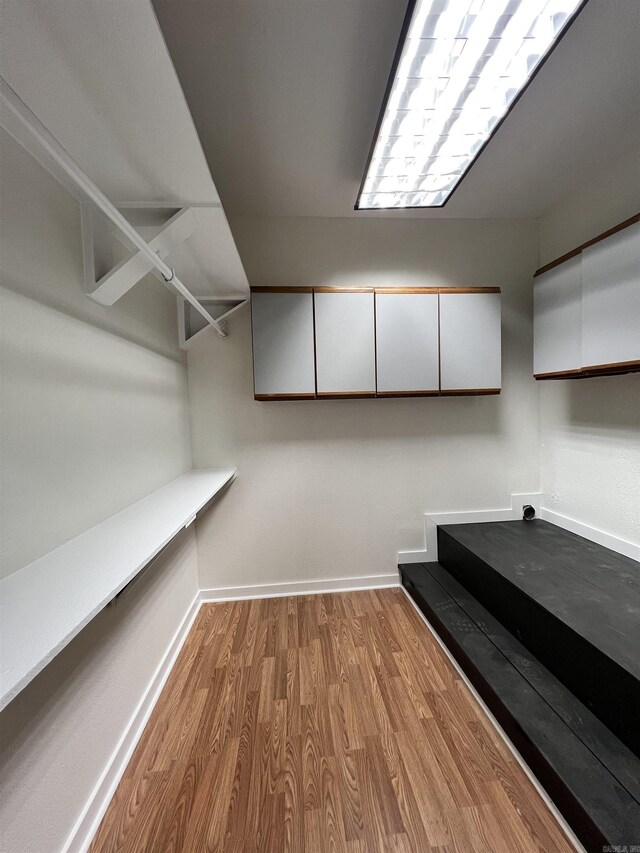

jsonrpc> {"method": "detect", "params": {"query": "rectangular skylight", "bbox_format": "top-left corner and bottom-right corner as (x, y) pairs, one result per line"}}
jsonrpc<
(356, 0), (586, 209)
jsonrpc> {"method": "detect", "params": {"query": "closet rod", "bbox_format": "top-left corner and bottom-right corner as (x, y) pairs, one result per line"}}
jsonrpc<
(0, 75), (228, 338)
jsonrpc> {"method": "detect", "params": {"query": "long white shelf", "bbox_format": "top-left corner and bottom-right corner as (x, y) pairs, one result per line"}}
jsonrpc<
(0, 468), (236, 711)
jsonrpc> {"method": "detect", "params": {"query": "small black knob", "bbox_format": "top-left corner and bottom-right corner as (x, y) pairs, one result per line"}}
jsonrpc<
(522, 505), (535, 521)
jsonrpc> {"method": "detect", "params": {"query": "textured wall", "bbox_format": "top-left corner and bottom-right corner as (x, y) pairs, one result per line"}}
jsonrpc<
(538, 144), (640, 547)
(188, 216), (541, 589)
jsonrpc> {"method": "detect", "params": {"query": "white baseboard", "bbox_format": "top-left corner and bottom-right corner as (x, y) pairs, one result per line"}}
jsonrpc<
(63, 592), (201, 853)
(395, 550), (431, 564)
(539, 507), (640, 562)
(200, 573), (400, 602)
(398, 492), (541, 564)
(397, 494), (639, 565)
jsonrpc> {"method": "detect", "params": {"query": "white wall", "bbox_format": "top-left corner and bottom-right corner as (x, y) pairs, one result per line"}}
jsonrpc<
(0, 132), (199, 850)
(0, 531), (198, 853)
(0, 133), (195, 581)
(188, 216), (540, 590)
(538, 144), (640, 548)
(538, 145), (639, 265)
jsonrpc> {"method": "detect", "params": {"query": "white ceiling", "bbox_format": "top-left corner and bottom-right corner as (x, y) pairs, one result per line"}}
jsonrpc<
(153, 0), (640, 219)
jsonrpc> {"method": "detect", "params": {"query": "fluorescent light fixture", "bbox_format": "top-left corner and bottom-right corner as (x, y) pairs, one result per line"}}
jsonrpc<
(356, 0), (587, 209)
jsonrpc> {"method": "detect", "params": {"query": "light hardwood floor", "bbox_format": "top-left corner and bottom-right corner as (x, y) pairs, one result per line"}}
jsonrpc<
(90, 588), (575, 852)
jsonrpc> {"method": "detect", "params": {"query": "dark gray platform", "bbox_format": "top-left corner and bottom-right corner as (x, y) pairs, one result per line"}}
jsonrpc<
(440, 519), (639, 679)
(437, 519), (640, 755)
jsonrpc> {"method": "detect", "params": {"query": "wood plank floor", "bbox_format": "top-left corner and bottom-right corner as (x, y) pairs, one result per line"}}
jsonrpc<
(90, 588), (575, 852)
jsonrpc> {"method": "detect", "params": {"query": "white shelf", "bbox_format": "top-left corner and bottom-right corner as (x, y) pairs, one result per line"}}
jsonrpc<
(0, 468), (236, 711)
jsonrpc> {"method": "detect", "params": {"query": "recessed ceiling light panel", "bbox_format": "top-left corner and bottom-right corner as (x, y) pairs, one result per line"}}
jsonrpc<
(356, 0), (587, 210)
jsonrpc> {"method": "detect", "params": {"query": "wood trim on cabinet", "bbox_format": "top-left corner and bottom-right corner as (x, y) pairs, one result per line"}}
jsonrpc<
(374, 287), (440, 294)
(316, 391), (377, 399)
(376, 390), (440, 397)
(256, 390), (502, 400)
(533, 213), (640, 277)
(374, 287), (501, 294)
(533, 368), (583, 379)
(251, 286), (501, 294)
(250, 286), (314, 293)
(440, 389), (501, 396)
(254, 393), (317, 401)
(313, 286), (374, 293)
(438, 287), (501, 294)
(535, 361), (640, 380)
(583, 359), (640, 373)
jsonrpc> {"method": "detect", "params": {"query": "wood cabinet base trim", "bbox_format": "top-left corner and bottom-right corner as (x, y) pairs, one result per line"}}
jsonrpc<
(533, 368), (584, 379)
(256, 389), (501, 401)
(377, 390), (440, 397)
(535, 361), (640, 380)
(316, 391), (377, 398)
(440, 388), (501, 396)
(254, 393), (316, 401)
(582, 359), (640, 374)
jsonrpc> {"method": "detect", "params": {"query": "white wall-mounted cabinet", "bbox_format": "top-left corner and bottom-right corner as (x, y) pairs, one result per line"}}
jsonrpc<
(533, 216), (640, 379)
(375, 291), (439, 394)
(439, 292), (502, 392)
(250, 287), (502, 399)
(314, 289), (376, 396)
(581, 221), (640, 369)
(251, 289), (316, 398)
(533, 256), (582, 376)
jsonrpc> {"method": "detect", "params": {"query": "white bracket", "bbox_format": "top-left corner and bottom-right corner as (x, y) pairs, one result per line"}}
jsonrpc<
(81, 206), (198, 306)
(177, 296), (248, 350)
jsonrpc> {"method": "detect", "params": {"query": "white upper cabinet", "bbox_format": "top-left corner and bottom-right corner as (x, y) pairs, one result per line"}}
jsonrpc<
(375, 291), (439, 393)
(533, 256), (582, 376)
(251, 287), (502, 399)
(581, 221), (640, 368)
(439, 292), (502, 391)
(314, 290), (376, 395)
(251, 290), (316, 397)
(532, 217), (640, 379)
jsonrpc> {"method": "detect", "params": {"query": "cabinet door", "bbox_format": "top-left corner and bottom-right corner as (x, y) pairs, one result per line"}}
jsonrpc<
(251, 290), (316, 398)
(439, 292), (501, 391)
(314, 290), (375, 395)
(375, 291), (439, 393)
(581, 222), (640, 368)
(533, 257), (582, 376)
